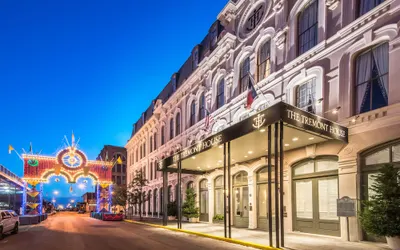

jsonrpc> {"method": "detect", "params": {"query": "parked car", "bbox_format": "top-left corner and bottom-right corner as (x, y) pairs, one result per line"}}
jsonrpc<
(78, 210), (86, 214)
(0, 210), (19, 239)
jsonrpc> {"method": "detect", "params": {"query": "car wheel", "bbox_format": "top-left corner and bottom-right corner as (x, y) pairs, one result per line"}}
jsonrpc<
(12, 223), (18, 234)
(0, 227), (3, 240)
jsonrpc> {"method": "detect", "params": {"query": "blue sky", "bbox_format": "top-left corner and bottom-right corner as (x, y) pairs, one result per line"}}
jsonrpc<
(0, 0), (227, 200)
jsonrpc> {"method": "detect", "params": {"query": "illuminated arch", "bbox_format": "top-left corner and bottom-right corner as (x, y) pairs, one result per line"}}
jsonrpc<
(41, 170), (73, 183)
(72, 172), (99, 183)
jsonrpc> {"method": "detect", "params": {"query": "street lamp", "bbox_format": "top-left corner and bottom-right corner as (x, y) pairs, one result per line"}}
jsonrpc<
(53, 190), (59, 195)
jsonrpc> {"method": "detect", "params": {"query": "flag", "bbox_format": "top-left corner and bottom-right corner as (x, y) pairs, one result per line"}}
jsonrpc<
(29, 142), (32, 154)
(8, 145), (14, 154)
(246, 74), (258, 109)
(205, 108), (213, 130)
(116, 156), (123, 164)
(71, 131), (75, 147)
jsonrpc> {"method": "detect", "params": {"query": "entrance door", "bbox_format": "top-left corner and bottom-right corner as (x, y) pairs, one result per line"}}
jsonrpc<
(199, 179), (209, 222)
(257, 183), (275, 231)
(292, 158), (340, 237)
(233, 186), (249, 227)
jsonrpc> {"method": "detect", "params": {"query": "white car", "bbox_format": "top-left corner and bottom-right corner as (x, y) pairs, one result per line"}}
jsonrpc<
(0, 210), (19, 239)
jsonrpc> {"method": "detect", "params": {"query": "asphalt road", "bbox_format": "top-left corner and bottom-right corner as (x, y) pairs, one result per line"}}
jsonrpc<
(0, 212), (256, 250)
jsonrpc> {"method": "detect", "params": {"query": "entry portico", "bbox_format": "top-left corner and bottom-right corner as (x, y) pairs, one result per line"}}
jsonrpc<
(158, 102), (348, 248)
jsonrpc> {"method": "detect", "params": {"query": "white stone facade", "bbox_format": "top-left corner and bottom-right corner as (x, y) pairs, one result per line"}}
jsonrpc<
(126, 0), (400, 242)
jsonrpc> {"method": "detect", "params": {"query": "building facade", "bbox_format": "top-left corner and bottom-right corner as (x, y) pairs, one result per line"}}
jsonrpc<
(82, 192), (96, 212)
(98, 145), (127, 186)
(126, 0), (400, 243)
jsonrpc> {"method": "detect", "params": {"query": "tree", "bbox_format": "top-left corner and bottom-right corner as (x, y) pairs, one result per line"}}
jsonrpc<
(182, 187), (199, 219)
(112, 185), (127, 210)
(360, 164), (400, 237)
(127, 169), (148, 221)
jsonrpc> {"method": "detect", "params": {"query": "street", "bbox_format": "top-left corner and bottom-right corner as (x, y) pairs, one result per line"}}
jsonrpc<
(0, 212), (256, 250)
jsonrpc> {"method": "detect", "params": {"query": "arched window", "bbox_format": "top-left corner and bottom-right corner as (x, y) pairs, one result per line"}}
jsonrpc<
(359, 0), (385, 17)
(240, 57), (250, 94)
(190, 101), (196, 126)
(292, 157), (339, 236)
(175, 113), (181, 136)
(161, 126), (165, 145)
(150, 136), (153, 153)
(217, 79), (225, 109)
(258, 40), (271, 81)
(150, 162), (153, 181)
(199, 93), (205, 120)
(296, 78), (316, 114)
(199, 179), (209, 221)
(298, 0), (318, 55)
(233, 171), (248, 186)
(355, 43), (389, 115)
(148, 190), (152, 215)
(186, 181), (194, 189)
(153, 133), (157, 150)
(154, 160), (158, 179)
(169, 118), (174, 140)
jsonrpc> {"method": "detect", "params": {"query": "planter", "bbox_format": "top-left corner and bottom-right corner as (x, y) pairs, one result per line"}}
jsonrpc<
(386, 236), (400, 250)
(168, 216), (176, 221)
(188, 217), (199, 223)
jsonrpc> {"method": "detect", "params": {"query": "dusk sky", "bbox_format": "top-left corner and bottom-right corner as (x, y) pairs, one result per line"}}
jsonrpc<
(0, 0), (227, 201)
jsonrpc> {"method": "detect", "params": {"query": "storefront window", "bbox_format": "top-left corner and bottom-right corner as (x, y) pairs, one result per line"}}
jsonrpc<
(393, 144), (400, 162)
(365, 148), (390, 165)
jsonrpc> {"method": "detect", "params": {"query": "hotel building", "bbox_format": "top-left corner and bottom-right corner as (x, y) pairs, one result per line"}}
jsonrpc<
(125, 0), (400, 246)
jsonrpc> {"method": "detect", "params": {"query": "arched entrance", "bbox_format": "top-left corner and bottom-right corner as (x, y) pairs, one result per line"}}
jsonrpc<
(256, 167), (275, 231)
(292, 156), (340, 236)
(214, 176), (224, 218)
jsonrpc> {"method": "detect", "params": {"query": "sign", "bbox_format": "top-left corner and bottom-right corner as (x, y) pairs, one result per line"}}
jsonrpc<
(337, 196), (356, 217)
(283, 105), (348, 142)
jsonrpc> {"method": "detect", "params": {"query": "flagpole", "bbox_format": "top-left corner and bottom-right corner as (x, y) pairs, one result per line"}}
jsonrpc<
(249, 73), (270, 106)
(64, 135), (71, 147)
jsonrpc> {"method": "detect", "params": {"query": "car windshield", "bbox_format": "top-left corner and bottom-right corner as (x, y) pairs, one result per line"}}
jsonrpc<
(10, 211), (18, 217)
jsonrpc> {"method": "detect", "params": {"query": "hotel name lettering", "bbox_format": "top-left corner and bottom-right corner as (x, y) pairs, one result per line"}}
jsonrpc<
(173, 134), (223, 162)
(286, 109), (346, 138)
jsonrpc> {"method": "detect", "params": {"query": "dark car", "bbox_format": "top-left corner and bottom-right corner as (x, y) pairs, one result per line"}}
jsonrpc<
(78, 210), (86, 214)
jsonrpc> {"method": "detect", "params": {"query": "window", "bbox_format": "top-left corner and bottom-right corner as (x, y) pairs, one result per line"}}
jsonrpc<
(154, 161), (158, 179)
(214, 176), (224, 215)
(210, 26), (218, 48)
(122, 165), (126, 173)
(359, 0), (385, 16)
(355, 43), (389, 115)
(298, 0), (318, 55)
(296, 78), (316, 114)
(190, 101), (196, 126)
(161, 126), (165, 145)
(117, 164), (121, 173)
(240, 57), (250, 94)
(150, 136), (153, 153)
(187, 181), (194, 189)
(150, 162), (153, 181)
(112, 165), (116, 173)
(233, 171), (248, 186)
(154, 133), (157, 150)
(175, 113), (181, 136)
(217, 79), (225, 109)
(143, 143), (146, 157)
(258, 40), (271, 81)
(199, 94), (205, 120)
(169, 118), (174, 140)
(117, 176), (121, 185)
(122, 176), (126, 185)
(193, 49), (199, 69)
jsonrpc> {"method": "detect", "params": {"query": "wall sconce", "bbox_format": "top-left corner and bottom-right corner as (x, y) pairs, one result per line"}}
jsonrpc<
(332, 106), (341, 114)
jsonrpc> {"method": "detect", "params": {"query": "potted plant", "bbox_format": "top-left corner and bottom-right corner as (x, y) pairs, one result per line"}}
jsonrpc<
(182, 188), (199, 223)
(360, 164), (400, 249)
(167, 201), (177, 220)
(213, 214), (224, 224)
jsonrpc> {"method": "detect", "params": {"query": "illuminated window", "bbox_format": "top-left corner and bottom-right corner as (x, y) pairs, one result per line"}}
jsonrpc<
(298, 0), (318, 55)
(258, 40), (271, 81)
(217, 79), (225, 109)
(240, 57), (250, 94)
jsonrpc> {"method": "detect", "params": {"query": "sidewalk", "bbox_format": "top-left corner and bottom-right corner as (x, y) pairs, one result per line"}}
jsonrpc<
(125, 216), (389, 250)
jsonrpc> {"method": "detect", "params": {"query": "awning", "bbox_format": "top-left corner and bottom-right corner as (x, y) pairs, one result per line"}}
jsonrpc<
(158, 102), (348, 172)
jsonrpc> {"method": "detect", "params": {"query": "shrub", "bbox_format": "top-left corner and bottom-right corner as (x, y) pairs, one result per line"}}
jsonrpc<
(182, 188), (199, 218)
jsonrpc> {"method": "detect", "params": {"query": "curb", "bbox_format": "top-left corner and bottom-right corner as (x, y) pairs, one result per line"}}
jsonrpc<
(124, 219), (280, 250)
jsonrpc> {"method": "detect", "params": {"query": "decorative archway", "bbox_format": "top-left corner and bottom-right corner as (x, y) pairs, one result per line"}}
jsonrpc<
(22, 141), (114, 215)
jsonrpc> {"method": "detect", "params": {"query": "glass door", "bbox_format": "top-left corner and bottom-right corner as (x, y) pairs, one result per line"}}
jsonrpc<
(199, 189), (209, 221)
(233, 186), (249, 228)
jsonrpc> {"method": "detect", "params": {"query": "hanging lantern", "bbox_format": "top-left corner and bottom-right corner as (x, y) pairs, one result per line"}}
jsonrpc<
(55, 178), (60, 182)
(69, 185), (73, 193)
(83, 180), (88, 184)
